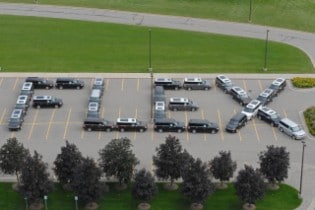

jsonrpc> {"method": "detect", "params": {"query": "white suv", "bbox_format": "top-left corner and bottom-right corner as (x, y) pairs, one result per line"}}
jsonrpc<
(241, 99), (262, 120)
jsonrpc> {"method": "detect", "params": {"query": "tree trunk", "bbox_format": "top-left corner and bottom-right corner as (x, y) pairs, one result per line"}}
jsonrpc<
(190, 202), (203, 210)
(163, 182), (178, 191)
(216, 181), (228, 189)
(243, 203), (256, 210)
(85, 202), (99, 210)
(15, 170), (20, 185)
(137, 202), (151, 210)
(266, 182), (279, 190)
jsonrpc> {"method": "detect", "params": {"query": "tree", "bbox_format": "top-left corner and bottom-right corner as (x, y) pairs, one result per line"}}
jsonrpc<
(234, 165), (265, 209)
(181, 157), (214, 208)
(153, 135), (183, 189)
(53, 140), (83, 188)
(19, 151), (54, 205)
(0, 137), (29, 185)
(132, 168), (158, 208)
(71, 157), (104, 207)
(259, 145), (290, 188)
(99, 137), (139, 188)
(210, 151), (237, 188)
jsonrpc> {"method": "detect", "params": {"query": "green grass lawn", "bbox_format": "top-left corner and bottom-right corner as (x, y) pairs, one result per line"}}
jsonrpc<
(0, 183), (301, 210)
(2, 0), (315, 33)
(0, 15), (313, 73)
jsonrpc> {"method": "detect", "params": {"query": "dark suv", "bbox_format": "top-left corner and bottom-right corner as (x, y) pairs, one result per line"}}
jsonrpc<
(230, 86), (251, 106)
(187, 119), (219, 134)
(83, 118), (115, 132)
(182, 77), (211, 90)
(55, 77), (84, 89)
(256, 88), (274, 106)
(269, 78), (286, 95)
(154, 118), (186, 133)
(225, 113), (247, 133)
(168, 97), (199, 111)
(257, 107), (281, 127)
(154, 78), (181, 90)
(8, 109), (24, 131)
(25, 77), (54, 89)
(32, 95), (63, 108)
(215, 75), (234, 93)
(116, 118), (147, 132)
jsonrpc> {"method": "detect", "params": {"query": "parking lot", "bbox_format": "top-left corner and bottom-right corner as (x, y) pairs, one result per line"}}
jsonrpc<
(0, 75), (315, 196)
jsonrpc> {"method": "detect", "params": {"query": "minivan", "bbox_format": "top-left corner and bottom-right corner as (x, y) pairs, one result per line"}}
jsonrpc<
(225, 113), (247, 133)
(278, 118), (306, 140)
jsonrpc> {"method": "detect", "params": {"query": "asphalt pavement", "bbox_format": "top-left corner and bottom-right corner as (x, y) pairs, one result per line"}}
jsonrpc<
(0, 3), (315, 210)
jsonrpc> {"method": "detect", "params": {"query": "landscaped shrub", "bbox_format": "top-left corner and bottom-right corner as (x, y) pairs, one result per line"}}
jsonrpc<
(292, 77), (315, 88)
(303, 106), (315, 136)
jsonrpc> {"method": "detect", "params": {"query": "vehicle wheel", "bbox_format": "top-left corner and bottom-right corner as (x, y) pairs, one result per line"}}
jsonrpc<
(106, 128), (111, 132)
(279, 127), (283, 132)
(173, 108), (177, 111)
(205, 87), (209, 90)
(271, 122), (275, 127)
(224, 89), (228, 94)
(240, 101), (244, 106)
(175, 87), (178, 90)
(55, 104), (59, 108)
(192, 129), (197, 134)
(191, 108), (196, 111)
(177, 129), (183, 133)
(120, 128), (125, 132)
(45, 86), (49, 90)
(235, 129), (238, 133)
(59, 86), (63, 90)
(36, 105), (40, 109)
(87, 128), (92, 132)
(257, 115), (261, 120)
(158, 129), (163, 133)
(76, 86), (80, 90)
(188, 87), (192, 91)
(211, 130), (217, 134)
(139, 128), (144, 133)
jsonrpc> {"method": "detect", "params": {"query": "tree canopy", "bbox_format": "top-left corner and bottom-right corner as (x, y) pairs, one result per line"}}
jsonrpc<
(181, 157), (214, 204)
(259, 145), (290, 184)
(153, 135), (183, 185)
(99, 137), (139, 185)
(210, 151), (237, 183)
(19, 151), (53, 204)
(132, 168), (158, 203)
(0, 137), (29, 184)
(71, 157), (104, 205)
(234, 165), (265, 205)
(53, 140), (83, 186)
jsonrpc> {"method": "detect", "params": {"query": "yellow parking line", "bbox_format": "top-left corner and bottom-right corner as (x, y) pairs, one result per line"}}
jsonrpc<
(106, 79), (110, 91)
(12, 78), (19, 91)
(252, 118), (260, 142)
(0, 77), (3, 87)
(90, 78), (93, 88)
(213, 78), (217, 92)
(10, 132), (15, 138)
(45, 109), (56, 140)
(272, 126), (278, 141)
(121, 79), (125, 91)
(217, 110), (224, 141)
(98, 107), (106, 140)
(135, 108), (138, 118)
(242, 80), (248, 92)
(151, 160), (155, 174)
(28, 109), (39, 140)
(137, 78), (140, 92)
(258, 80), (263, 91)
(151, 129), (154, 141)
(283, 110), (288, 118)
(201, 109), (205, 119)
(63, 108), (72, 139)
(81, 129), (84, 139)
(0, 108), (6, 125)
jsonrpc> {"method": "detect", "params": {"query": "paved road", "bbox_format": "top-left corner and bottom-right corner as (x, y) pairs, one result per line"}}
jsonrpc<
(1, 3), (315, 209)
(0, 2), (315, 68)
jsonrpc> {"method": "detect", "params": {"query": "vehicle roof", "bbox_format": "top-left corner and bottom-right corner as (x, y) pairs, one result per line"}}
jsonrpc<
(169, 97), (188, 103)
(117, 118), (137, 123)
(188, 119), (210, 124)
(272, 78), (285, 86)
(11, 109), (23, 118)
(184, 77), (202, 82)
(33, 95), (52, 100)
(259, 107), (277, 115)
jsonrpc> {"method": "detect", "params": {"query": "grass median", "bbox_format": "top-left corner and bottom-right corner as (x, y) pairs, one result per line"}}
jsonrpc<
(2, 0), (315, 33)
(0, 15), (313, 73)
(0, 182), (301, 210)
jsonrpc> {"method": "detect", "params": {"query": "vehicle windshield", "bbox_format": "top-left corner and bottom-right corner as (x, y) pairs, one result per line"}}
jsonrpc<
(230, 119), (238, 125)
(243, 107), (254, 113)
(225, 82), (233, 87)
(269, 84), (279, 90)
(292, 126), (301, 132)
(270, 113), (280, 119)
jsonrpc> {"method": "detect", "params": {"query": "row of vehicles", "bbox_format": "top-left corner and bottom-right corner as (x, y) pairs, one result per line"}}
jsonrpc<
(25, 77), (84, 89)
(154, 77), (211, 90)
(86, 78), (105, 118)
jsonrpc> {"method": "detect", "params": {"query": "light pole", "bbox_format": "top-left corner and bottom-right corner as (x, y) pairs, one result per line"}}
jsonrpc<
(263, 29), (269, 71)
(148, 29), (154, 121)
(248, 0), (252, 22)
(74, 196), (78, 210)
(299, 141), (306, 196)
(24, 197), (29, 210)
(44, 195), (48, 210)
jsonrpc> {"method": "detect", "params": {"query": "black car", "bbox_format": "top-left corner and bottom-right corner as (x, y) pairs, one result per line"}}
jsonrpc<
(154, 118), (186, 133)
(256, 88), (274, 106)
(32, 95), (63, 108)
(257, 107), (281, 127)
(215, 75), (234, 93)
(116, 118), (148, 132)
(225, 113), (247, 133)
(153, 86), (166, 103)
(25, 77), (54, 89)
(8, 109), (24, 131)
(187, 119), (219, 134)
(154, 78), (182, 90)
(182, 77), (211, 90)
(230, 86), (252, 106)
(83, 118), (115, 132)
(55, 77), (84, 89)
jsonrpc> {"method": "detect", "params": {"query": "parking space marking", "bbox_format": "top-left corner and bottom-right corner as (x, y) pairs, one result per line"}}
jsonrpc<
(89, 78), (93, 88)
(150, 160), (154, 175)
(252, 118), (261, 142)
(63, 108), (72, 139)
(12, 78), (19, 91)
(258, 80), (263, 91)
(271, 126), (278, 141)
(45, 109), (56, 140)
(0, 107), (6, 125)
(151, 128), (154, 141)
(282, 109), (288, 118)
(242, 80), (248, 92)
(133, 109), (138, 140)
(10, 132), (15, 138)
(121, 79), (125, 91)
(0, 77), (3, 87)
(233, 109), (243, 141)
(185, 111), (189, 142)
(28, 109), (39, 140)
(106, 79), (110, 91)
(201, 109), (207, 141)
(217, 110), (224, 141)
